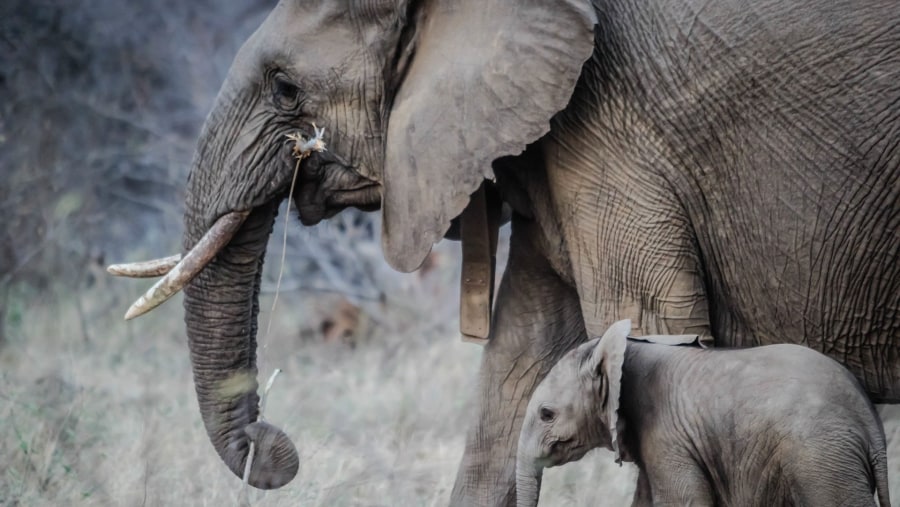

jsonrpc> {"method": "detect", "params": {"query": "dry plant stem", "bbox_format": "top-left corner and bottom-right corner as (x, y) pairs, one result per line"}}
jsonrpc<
(262, 157), (301, 347)
(259, 368), (282, 417)
(123, 211), (249, 320)
(262, 125), (327, 344)
(238, 447), (255, 507)
(240, 368), (282, 505)
(107, 254), (182, 278)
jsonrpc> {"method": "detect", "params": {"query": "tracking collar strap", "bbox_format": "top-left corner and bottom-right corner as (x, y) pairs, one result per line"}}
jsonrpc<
(459, 182), (500, 344)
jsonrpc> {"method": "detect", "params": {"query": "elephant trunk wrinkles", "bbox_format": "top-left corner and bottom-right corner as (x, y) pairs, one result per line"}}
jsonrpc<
(181, 98), (299, 489)
(515, 465), (542, 507)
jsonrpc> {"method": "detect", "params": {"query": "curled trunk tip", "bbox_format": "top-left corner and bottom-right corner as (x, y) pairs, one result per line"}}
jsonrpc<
(232, 421), (299, 489)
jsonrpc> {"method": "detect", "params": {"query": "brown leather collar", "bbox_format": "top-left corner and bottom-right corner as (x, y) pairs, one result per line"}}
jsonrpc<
(459, 183), (501, 344)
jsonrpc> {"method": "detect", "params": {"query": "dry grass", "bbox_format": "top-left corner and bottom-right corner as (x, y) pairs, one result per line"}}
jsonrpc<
(4, 227), (900, 506)
(0, 225), (636, 506)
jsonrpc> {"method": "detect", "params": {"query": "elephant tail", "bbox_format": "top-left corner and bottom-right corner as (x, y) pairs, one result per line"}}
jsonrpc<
(871, 445), (891, 507)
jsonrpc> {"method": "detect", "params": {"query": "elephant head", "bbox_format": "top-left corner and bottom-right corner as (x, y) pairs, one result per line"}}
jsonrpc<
(516, 319), (630, 507)
(115, 0), (597, 490)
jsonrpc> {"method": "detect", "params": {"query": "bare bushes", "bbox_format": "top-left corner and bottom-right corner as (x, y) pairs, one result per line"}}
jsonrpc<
(0, 1), (271, 287)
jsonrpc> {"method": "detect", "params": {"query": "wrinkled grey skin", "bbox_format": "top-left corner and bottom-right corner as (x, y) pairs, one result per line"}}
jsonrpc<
(173, 0), (900, 502)
(517, 320), (892, 507)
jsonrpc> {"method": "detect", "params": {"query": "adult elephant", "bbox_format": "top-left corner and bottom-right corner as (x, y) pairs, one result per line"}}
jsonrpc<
(114, 0), (900, 505)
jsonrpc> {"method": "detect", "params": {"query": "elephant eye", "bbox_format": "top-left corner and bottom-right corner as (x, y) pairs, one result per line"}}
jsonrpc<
(272, 75), (302, 110)
(539, 407), (555, 423)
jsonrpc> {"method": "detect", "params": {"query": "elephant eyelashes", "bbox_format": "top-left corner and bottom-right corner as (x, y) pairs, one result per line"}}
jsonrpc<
(272, 75), (302, 110)
(539, 407), (556, 423)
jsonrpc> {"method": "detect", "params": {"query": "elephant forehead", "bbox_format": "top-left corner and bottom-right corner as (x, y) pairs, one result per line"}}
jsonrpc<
(248, 10), (349, 63)
(258, 1), (398, 58)
(534, 364), (581, 402)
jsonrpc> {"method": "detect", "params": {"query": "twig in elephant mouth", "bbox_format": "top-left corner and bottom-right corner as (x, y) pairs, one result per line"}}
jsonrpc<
(106, 125), (327, 320)
(263, 125), (328, 344)
(285, 123), (326, 158)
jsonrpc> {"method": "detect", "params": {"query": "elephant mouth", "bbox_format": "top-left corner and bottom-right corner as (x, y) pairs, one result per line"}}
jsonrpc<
(288, 148), (381, 226)
(542, 441), (588, 468)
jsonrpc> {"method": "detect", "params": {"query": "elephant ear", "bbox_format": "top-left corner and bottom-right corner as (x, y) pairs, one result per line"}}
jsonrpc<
(584, 319), (630, 463)
(382, 0), (597, 271)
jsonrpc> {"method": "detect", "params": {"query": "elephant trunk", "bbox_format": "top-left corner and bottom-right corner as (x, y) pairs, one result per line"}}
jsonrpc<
(515, 461), (543, 507)
(516, 438), (543, 507)
(182, 199), (299, 489)
(180, 90), (299, 489)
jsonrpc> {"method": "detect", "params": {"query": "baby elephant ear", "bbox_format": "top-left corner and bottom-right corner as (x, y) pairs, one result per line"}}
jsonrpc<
(585, 319), (630, 463)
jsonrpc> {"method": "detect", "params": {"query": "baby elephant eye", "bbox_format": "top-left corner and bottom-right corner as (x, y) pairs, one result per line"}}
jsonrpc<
(539, 407), (555, 422)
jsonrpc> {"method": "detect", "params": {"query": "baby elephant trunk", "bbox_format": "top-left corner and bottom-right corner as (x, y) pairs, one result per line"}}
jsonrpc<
(516, 439), (543, 507)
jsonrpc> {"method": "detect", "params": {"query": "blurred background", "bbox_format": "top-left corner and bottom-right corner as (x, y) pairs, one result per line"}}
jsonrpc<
(0, 1), (636, 505)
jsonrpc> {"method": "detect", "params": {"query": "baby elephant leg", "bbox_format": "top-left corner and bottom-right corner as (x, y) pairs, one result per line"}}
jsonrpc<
(786, 428), (883, 507)
(791, 467), (878, 507)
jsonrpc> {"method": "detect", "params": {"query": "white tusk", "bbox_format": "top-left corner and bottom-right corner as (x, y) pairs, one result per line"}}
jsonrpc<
(107, 254), (182, 278)
(123, 211), (250, 320)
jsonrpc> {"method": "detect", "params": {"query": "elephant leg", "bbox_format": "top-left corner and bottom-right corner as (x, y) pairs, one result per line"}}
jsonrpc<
(450, 218), (587, 507)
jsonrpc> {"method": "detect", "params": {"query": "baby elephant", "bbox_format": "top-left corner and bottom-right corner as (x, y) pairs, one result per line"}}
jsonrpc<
(517, 320), (891, 507)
